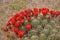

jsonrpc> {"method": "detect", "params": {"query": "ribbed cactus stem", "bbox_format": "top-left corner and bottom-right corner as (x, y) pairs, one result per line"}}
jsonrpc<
(56, 26), (60, 32)
(31, 35), (39, 40)
(42, 29), (51, 37)
(41, 19), (48, 26)
(36, 25), (43, 32)
(28, 29), (37, 36)
(24, 37), (29, 40)
(48, 34), (56, 40)
(45, 24), (52, 30)
(39, 34), (47, 40)
(37, 13), (43, 21)
(31, 18), (40, 28)
(24, 20), (28, 25)
(49, 19), (56, 26)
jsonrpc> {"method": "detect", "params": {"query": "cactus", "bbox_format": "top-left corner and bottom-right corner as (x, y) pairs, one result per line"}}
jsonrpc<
(30, 35), (39, 40)
(39, 34), (47, 40)
(28, 29), (37, 37)
(23, 37), (30, 40)
(37, 13), (43, 21)
(31, 18), (40, 28)
(45, 24), (52, 30)
(48, 34), (56, 40)
(55, 26), (60, 32)
(41, 19), (48, 26)
(24, 20), (29, 25)
(41, 29), (51, 37)
(36, 25), (43, 32)
(2, 8), (60, 40)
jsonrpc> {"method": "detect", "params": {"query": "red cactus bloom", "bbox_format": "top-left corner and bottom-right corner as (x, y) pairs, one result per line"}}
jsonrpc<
(50, 10), (60, 17)
(25, 24), (32, 31)
(13, 13), (19, 18)
(26, 17), (31, 22)
(16, 16), (22, 21)
(14, 28), (19, 33)
(24, 9), (32, 17)
(17, 30), (25, 38)
(2, 27), (8, 32)
(24, 9), (32, 14)
(33, 8), (39, 17)
(19, 11), (25, 16)
(55, 11), (60, 16)
(33, 12), (38, 17)
(59, 12), (60, 14)
(33, 8), (39, 12)
(50, 10), (56, 17)
(41, 8), (49, 15)
(11, 28), (15, 32)
(27, 13), (31, 17)
(6, 22), (11, 27)
(22, 11), (27, 17)
(27, 9), (32, 14)
(39, 8), (41, 13)
(15, 22), (20, 27)
(11, 28), (19, 33)
(19, 12), (24, 19)
(20, 19), (24, 24)
(6, 23), (12, 29)
(8, 18), (16, 24)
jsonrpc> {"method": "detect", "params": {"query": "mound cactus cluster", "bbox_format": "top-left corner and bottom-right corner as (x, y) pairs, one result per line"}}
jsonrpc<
(2, 8), (60, 40)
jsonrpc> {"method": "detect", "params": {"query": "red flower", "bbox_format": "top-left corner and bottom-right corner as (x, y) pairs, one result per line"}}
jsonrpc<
(20, 19), (24, 24)
(55, 11), (60, 16)
(11, 28), (15, 32)
(11, 28), (19, 33)
(19, 12), (24, 19)
(16, 17), (22, 21)
(25, 24), (32, 31)
(33, 8), (39, 17)
(24, 9), (32, 17)
(6, 23), (12, 29)
(23, 11), (27, 17)
(6, 22), (11, 26)
(33, 8), (39, 12)
(26, 17), (31, 22)
(27, 13), (31, 17)
(33, 12), (38, 17)
(15, 22), (20, 27)
(59, 12), (60, 15)
(50, 11), (60, 17)
(8, 18), (16, 24)
(13, 13), (19, 18)
(2, 27), (8, 32)
(41, 8), (49, 15)
(50, 10), (56, 17)
(24, 9), (32, 14)
(17, 30), (25, 38)
(39, 8), (41, 13)
(14, 28), (19, 33)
